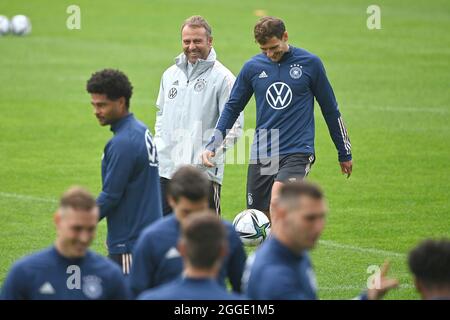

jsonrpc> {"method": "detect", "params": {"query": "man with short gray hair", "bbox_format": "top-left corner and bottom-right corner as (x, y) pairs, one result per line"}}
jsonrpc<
(243, 181), (398, 300)
(409, 239), (450, 300)
(138, 213), (244, 300)
(155, 15), (244, 216)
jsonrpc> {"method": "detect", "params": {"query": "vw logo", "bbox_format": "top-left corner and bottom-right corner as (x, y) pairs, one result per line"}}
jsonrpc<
(265, 82), (292, 110)
(168, 87), (177, 99)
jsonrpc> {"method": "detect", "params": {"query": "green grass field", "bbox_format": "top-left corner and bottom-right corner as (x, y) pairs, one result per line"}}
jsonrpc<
(1, 0), (449, 299)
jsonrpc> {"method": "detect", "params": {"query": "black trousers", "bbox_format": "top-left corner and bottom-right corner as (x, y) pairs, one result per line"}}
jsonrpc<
(246, 153), (315, 212)
(160, 177), (221, 216)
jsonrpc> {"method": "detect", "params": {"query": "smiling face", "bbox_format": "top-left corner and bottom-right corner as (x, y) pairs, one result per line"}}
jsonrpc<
(258, 32), (289, 62)
(55, 206), (99, 258)
(90, 93), (126, 126)
(182, 25), (212, 64)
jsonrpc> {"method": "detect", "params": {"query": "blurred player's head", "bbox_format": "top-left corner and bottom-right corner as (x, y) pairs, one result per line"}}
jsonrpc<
(179, 213), (228, 278)
(168, 166), (210, 221)
(86, 69), (133, 126)
(181, 15), (213, 64)
(254, 16), (289, 62)
(271, 181), (326, 253)
(408, 239), (450, 300)
(54, 186), (99, 258)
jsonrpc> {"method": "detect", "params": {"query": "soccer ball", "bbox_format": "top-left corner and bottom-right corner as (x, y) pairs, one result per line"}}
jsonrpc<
(11, 15), (31, 36)
(0, 15), (10, 36)
(233, 209), (271, 246)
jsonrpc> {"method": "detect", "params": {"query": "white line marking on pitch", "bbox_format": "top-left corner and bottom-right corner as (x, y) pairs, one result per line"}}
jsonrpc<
(319, 240), (406, 258)
(0, 192), (58, 204)
(350, 105), (450, 114)
(0, 192), (407, 258)
(320, 284), (414, 291)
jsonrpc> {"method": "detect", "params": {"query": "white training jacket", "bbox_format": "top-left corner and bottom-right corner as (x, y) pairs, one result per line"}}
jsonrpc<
(154, 48), (244, 185)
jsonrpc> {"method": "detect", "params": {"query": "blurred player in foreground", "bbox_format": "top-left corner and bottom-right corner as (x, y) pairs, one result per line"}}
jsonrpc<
(1, 187), (129, 300)
(243, 181), (398, 300)
(138, 213), (244, 300)
(129, 166), (246, 297)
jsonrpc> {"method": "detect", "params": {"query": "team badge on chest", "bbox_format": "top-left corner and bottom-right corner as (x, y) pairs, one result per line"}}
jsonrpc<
(194, 79), (207, 92)
(289, 64), (302, 79)
(82, 275), (103, 299)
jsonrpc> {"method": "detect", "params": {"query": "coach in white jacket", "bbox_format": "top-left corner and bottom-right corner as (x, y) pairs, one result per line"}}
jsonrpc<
(154, 16), (244, 215)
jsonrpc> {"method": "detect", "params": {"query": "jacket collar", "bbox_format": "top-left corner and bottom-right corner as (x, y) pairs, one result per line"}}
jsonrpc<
(270, 236), (306, 261)
(175, 47), (216, 80)
(110, 113), (134, 133)
(279, 45), (293, 62)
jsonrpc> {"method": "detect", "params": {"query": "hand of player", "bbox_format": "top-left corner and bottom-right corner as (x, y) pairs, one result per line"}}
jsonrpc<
(202, 150), (216, 167)
(340, 160), (353, 178)
(367, 261), (399, 300)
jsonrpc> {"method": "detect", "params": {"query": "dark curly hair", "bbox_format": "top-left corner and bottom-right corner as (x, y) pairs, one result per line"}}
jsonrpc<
(181, 15), (212, 38)
(408, 239), (450, 289)
(86, 69), (133, 109)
